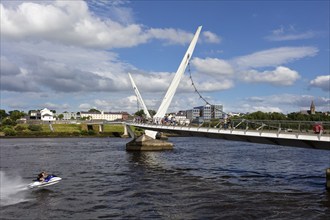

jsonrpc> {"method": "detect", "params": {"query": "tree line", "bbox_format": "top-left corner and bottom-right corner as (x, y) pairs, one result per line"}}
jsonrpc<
(232, 111), (329, 122)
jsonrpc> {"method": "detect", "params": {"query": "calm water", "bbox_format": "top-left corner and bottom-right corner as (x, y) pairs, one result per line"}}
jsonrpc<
(0, 137), (329, 219)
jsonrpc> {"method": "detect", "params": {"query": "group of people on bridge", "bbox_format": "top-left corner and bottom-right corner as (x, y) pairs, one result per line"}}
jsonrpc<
(133, 114), (235, 129)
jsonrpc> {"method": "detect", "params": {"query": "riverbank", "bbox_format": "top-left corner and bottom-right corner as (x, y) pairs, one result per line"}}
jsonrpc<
(0, 124), (145, 138)
(0, 132), (124, 138)
(0, 123), (184, 138)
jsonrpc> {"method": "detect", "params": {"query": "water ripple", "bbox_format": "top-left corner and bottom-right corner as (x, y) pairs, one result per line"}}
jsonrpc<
(1, 137), (329, 219)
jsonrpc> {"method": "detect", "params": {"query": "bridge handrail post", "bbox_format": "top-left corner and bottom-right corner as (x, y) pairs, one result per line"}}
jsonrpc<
(198, 121), (204, 130)
(298, 122), (301, 134)
(318, 128), (323, 140)
(277, 123), (281, 137)
(260, 123), (264, 136)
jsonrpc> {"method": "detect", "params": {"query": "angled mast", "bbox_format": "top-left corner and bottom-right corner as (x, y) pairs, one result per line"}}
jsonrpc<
(128, 73), (152, 119)
(154, 26), (202, 120)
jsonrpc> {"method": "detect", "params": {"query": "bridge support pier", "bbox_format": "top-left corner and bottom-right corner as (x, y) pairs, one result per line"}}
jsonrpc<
(121, 124), (130, 138)
(126, 134), (173, 151)
(326, 168), (330, 191)
(125, 125), (173, 151)
(98, 124), (104, 133)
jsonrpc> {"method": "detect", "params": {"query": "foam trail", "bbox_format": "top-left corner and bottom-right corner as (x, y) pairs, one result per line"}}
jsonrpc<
(0, 171), (30, 206)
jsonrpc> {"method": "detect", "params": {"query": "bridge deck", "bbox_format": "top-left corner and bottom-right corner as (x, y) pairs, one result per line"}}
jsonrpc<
(127, 123), (330, 150)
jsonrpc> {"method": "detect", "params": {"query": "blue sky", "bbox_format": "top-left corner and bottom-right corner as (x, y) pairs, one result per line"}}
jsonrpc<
(1, 0), (329, 114)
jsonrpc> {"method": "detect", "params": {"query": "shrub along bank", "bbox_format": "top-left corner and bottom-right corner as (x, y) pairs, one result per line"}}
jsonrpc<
(0, 124), (138, 138)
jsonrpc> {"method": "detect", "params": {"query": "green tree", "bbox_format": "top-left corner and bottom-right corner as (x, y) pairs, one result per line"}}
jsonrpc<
(149, 110), (156, 117)
(9, 110), (26, 121)
(15, 124), (27, 132)
(1, 118), (17, 126)
(134, 109), (156, 117)
(28, 124), (42, 131)
(0, 109), (8, 121)
(58, 114), (64, 120)
(88, 109), (101, 113)
(270, 112), (287, 120)
(245, 111), (268, 120)
(134, 110), (145, 117)
(3, 127), (17, 136)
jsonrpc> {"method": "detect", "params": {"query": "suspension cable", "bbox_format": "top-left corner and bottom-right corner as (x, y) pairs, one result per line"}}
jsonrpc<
(187, 62), (279, 130)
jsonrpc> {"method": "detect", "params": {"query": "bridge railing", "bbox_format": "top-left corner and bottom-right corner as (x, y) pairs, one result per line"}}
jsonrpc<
(130, 119), (330, 137)
(193, 119), (330, 136)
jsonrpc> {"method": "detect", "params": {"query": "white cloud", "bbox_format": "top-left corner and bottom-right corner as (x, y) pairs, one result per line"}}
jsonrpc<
(191, 57), (234, 77)
(233, 94), (330, 113)
(42, 102), (70, 111)
(0, 1), (325, 115)
(127, 71), (172, 92)
(267, 31), (316, 41)
(233, 47), (318, 68)
(0, 56), (40, 92)
(266, 26), (318, 41)
(191, 47), (318, 88)
(147, 29), (221, 45)
(202, 31), (221, 43)
(146, 28), (194, 45)
(86, 95), (158, 113)
(0, 1), (208, 48)
(189, 80), (234, 92)
(94, 99), (111, 109)
(241, 66), (300, 86)
(252, 106), (283, 113)
(310, 75), (330, 92)
(79, 103), (93, 110)
(224, 103), (284, 114)
(87, 0), (134, 24)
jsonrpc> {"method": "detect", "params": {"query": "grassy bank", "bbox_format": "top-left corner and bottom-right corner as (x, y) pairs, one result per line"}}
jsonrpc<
(0, 124), (144, 138)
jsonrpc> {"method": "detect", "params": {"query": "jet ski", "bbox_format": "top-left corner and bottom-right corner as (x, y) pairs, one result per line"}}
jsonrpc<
(28, 175), (62, 189)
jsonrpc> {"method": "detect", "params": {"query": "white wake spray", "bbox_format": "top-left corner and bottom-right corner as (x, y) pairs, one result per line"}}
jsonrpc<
(0, 171), (30, 206)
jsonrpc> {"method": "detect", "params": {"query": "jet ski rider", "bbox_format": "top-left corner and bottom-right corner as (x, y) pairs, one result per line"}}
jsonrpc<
(37, 171), (48, 182)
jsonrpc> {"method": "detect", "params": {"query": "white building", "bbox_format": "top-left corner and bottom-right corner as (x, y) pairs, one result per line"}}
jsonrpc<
(80, 111), (123, 121)
(194, 104), (212, 120)
(186, 104), (223, 122)
(212, 104), (223, 119)
(40, 108), (56, 121)
(186, 108), (200, 121)
(174, 111), (190, 125)
(61, 112), (79, 120)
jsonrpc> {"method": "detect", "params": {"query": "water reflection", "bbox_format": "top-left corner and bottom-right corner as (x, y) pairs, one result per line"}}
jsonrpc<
(128, 152), (162, 168)
(1, 137), (329, 219)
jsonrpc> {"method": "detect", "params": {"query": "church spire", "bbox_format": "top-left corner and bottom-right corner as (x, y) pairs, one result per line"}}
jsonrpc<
(310, 100), (315, 115)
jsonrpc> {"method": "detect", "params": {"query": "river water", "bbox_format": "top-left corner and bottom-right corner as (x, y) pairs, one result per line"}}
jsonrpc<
(0, 137), (329, 219)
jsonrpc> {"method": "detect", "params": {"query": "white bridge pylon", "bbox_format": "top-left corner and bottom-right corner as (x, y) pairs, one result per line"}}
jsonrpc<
(154, 26), (202, 121)
(128, 73), (152, 119)
(128, 26), (202, 138)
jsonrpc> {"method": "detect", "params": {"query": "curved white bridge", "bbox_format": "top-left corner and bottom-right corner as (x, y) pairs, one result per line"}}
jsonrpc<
(125, 26), (329, 151)
(126, 122), (330, 150)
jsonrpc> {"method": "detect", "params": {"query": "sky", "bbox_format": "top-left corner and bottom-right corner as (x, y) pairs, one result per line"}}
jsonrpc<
(1, 0), (329, 115)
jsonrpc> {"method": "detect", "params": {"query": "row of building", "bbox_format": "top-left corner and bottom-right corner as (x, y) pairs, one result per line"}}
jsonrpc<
(160, 104), (225, 125)
(21, 100), (321, 124)
(27, 108), (129, 122)
(25, 104), (226, 123)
